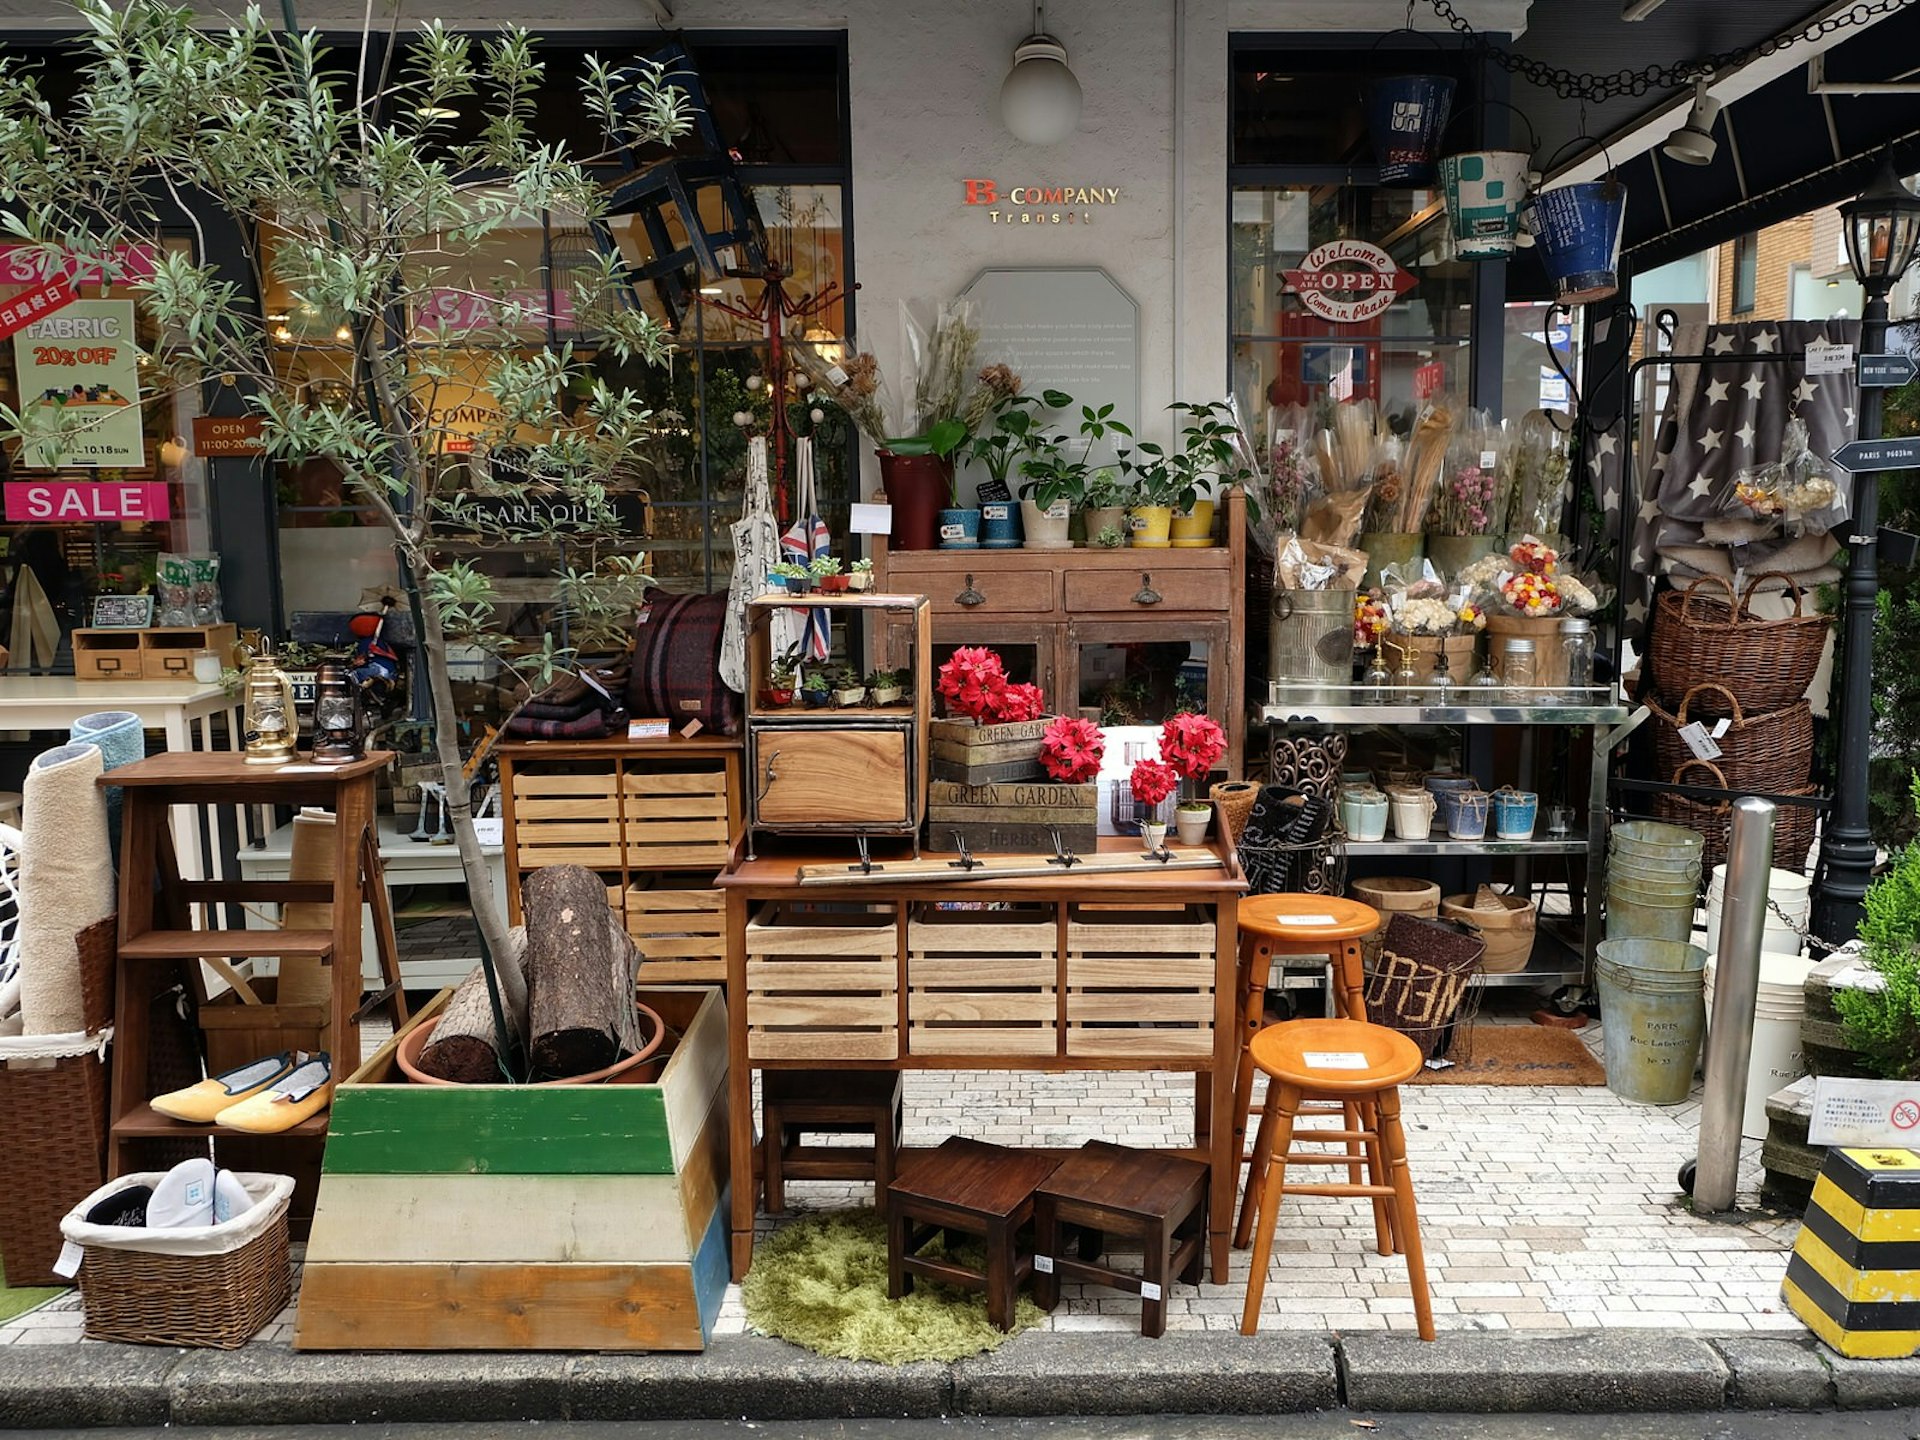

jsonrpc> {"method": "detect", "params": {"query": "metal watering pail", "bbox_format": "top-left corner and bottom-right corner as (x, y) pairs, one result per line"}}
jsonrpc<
(1594, 940), (1707, 1104)
(1524, 180), (1627, 304)
(1439, 149), (1532, 258)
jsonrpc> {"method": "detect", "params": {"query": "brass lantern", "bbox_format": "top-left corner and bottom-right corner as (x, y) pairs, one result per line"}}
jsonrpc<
(309, 660), (363, 765)
(240, 643), (299, 765)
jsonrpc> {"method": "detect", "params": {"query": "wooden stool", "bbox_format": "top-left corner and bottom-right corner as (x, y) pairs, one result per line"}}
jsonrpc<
(762, 1069), (904, 1217)
(1238, 1016), (1432, 1339)
(1032, 1140), (1208, 1338)
(1232, 895), (1393, 1254)
(887, 1136), (1061, 1332)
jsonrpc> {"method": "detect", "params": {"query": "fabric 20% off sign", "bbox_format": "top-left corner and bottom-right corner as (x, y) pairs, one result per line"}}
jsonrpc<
(1282, 241), (1417, 325)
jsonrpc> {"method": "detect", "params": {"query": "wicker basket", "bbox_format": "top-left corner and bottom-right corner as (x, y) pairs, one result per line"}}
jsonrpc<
(1647, 683), (1813, 797)
(1350, 876), (1441, 965)
(62, 1172), (294, 1348)
(0, 917), (115, 1286)
(1364, 913), (1485, 1062)
(1648, 572), (1831, 715)
(1440, 886), (1538, 975)
(1650, 758), (1823, 876)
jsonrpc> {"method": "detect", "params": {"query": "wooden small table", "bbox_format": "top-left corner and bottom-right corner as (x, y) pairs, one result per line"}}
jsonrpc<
(887, 1136), (1062, 1332)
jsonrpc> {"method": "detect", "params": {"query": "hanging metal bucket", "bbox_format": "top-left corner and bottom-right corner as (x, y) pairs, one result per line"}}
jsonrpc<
(1439, 149), (1533, 259)
(1367, 74), (1456, 186)
(1594, 943), (1707, 1105)
(1269, 589), (1356, 703)
(1523, 179), (1627, 303)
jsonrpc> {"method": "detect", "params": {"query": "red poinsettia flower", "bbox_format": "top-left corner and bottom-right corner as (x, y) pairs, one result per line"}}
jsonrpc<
(937, 646), (1009, 723)
(989, 681), (1046, 724)
(1038, 715), (1104, 784)
(1129, 757), (1179, 809)
(1159, 711), (1227, 782)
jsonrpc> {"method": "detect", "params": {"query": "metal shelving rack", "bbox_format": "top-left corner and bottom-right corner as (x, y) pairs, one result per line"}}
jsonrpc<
(1262, 689), (1633, 989)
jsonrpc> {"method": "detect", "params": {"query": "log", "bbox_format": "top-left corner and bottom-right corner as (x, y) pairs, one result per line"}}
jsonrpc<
(524, 865), (642, 1080)
(414, 928), (530, 1084)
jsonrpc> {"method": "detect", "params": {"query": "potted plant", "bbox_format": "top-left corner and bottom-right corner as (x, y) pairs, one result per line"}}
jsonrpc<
(828, 664), (867, 707)
(1164, 401), (1254, 547)
(760, 645), (800, 708)
(1160, 711), (1229, 845)
(848, 558), (875, 592)
(865, 668), (906, 706)
(966, 380), (1052, 549)
(770, 560), (813, 594)
(1089, 521), (1128, 549)
(1020, 398), (1131, 551)
(1082, 466), (1131, 547)
(1129, 757), (1179, 851)
(810, 555), (850, 592)
(799, 670), (832, 708)
(1118, 439), (1179, 549)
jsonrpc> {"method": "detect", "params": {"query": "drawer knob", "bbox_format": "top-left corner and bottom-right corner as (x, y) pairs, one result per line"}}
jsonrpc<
(956, 575), (985, 607)
(1133, 573), (1163, 606)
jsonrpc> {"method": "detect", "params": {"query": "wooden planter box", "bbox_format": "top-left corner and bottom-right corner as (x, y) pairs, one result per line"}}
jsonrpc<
(928, 716), (1048, 784)
(294, 985), (730, 1352)
(925, 779), (1097, 855)
(907, 906), (1058, 1056)
(619, 882), (727, 985)
(1064, 907), (1216, 1058)
(744, 905), (898, 1061)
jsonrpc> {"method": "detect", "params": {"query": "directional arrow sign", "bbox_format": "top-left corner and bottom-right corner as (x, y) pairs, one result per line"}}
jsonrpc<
(1860, 353), (1918, 388)
(1833, 437), (1920, 473)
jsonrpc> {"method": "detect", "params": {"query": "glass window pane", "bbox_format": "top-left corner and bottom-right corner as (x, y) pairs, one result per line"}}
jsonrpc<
(1077, 639), (1209, 726)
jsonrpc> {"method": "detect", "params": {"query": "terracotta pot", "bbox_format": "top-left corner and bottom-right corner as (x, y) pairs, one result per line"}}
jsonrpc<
(815, 574), (850, 593)
(877, 450), (951, 551)
(396, 1004), (668, 1087)
(1169, 499), (1216, 548)
(1021, 497), (1074, 550)
(1128, 504), (1173, 548)
(1082, 505), (1129, 548)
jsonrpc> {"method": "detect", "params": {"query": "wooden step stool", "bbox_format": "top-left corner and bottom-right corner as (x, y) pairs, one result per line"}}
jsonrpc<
(887, 1135), (1061, 1332)
(1032, 1139), (1208, 1338)
(762, 1069), (904, 1216)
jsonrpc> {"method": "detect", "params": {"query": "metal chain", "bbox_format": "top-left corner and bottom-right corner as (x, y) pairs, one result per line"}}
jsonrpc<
(1422, 0), (1910, 103)
(1760, 894), (1859, 956)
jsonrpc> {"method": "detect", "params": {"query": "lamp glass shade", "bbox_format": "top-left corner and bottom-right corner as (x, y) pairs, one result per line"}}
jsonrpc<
(1841, 160), (1920, 287)
(1000, 39), (1081, 146)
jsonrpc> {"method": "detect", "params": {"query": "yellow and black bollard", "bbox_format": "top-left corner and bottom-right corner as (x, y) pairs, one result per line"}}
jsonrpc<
(1782, 1146), (1920, 1358)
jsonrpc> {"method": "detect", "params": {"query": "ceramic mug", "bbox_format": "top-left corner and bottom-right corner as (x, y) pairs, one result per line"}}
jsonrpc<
(1340, 788), (1389, 842)
(1491, 787), (1539, 841)
(1389, 788), (1437, 840)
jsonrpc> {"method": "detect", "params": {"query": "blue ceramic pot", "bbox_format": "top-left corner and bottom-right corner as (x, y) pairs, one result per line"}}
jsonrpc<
(1491, 788), (1539, 841)
(1438, 788), (1490, 840)
(938, 508), (982, 548)
(979, 500), (1022, 548)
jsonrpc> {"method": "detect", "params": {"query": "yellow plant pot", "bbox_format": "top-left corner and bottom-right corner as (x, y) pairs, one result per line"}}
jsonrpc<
(1128, 505), (1173, 548)
(1169, 500), (1216, 548)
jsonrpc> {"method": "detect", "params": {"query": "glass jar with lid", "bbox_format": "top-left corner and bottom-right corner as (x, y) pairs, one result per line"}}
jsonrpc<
(1501, 637), (1536, 703)
(1559, 617), (1596, 700)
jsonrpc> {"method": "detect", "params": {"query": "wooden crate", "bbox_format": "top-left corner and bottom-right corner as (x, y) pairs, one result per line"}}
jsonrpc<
(619, 881), (726, 985)
(141, 623), (238, 679)
(928, 716), (1047, 784)
(71, 628), (145, 680)
(1064, 907), (1216, 1058)
(509, 762), (623, 870)
(621, 766), (731, 868)
(745, 904), (898, 1061)
(295, 986), (730, 1352)
(926, 779), (1097, 855)
(907, 906), (1058, 1056)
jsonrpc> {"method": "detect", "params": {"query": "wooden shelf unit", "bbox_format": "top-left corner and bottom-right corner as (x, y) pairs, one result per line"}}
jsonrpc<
(497, 736), (744, 985)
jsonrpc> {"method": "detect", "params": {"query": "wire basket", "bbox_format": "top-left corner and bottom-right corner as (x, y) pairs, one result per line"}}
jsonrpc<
(1239, 831), (1348, 897)
(1364, 913), (1486, 1063)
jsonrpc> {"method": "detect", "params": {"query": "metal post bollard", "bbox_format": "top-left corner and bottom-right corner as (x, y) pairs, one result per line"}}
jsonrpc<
(1693, 796), (1777, 1214)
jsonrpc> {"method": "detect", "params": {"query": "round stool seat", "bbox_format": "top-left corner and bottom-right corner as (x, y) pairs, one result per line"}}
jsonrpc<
(1250, 1017), (1423, 1092)
(1239, 894), (1381, 945)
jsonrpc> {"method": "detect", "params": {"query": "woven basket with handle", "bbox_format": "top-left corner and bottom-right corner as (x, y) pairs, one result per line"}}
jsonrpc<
(1648, 571), (1831, 715)
(1440, 885), (1537, 975)
(1650, 758), (1822, 876)
(1648, 683), (1813, 797)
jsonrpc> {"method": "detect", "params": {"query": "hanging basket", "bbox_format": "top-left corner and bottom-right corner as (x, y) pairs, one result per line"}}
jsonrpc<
(1647, 571), (1831, 715)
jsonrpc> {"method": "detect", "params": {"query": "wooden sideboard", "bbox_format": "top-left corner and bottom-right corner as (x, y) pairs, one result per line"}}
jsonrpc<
(869, 488), (1246, 775)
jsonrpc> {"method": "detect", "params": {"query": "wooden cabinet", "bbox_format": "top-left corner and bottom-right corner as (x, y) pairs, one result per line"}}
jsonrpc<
(872, 489), (1246, 775)
(752, 726), (911, 826)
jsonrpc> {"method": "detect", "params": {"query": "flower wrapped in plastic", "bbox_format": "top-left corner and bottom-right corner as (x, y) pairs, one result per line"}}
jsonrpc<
(1039, 715), (1104, 784)
(1729, 418), (1847, 537)
(1468, 535), (1607, 619)
(1354, 590), (1390, 649)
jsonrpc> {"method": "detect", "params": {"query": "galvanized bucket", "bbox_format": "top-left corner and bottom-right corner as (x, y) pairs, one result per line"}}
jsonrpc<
(1596, 938), (1708, 973)
(1604, 881), (1698, 943)
(1270, 589), (1356, 702)
(1606, 855), (1703, 896)
(1594, 944), (1707, 1104)
(1610, 821), (1706, 863)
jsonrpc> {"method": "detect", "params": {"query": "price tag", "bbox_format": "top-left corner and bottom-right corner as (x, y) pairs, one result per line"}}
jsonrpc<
(53, 1240), (83, 1279)
(1480, 450), (1497, 470)
(825, 364), (848, 387)
(471, 817), (504, 846)
(1304, 1051), (1369, 1070)
(1806, 340), (1854, 376)
(1139, 1280), (1162, 1300)
(1287, 914), (1338, 926)
(1034, 1254), (1054, 1274)
(1711, 718), (1731, 739)
(850, 502), (892, 535)
(1679, 721), (1723, 760)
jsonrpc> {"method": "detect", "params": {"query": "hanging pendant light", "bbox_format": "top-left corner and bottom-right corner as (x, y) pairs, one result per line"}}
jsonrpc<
(1662, 80), (1721, 167)
(1000, 1), (1081, 146)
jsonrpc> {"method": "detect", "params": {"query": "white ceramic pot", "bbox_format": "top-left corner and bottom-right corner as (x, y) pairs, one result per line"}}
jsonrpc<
(1174, 805), (1212, 846)
(1021, 498), (1074, 550)
(1140, 821), (1169, 852)
(1389, 788), (1436, 841)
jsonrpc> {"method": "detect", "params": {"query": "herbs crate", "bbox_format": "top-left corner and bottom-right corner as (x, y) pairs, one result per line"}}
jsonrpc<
(928, 716), (1048, 784)
(925, 778), (1096, 854)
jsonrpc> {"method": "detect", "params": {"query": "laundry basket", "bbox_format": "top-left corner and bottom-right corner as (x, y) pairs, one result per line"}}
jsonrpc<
(59, 1171), (294, 1347)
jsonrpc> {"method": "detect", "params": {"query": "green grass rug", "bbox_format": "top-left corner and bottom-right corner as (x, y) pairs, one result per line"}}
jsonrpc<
(741, 1208), (1043, 1365)
(0, 1250), (65, 1324)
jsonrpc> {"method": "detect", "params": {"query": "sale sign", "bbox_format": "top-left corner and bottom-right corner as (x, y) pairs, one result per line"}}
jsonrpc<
(1282, 240), (1418, 325)
(13, 299), (144, 468)
(4, 480), (169, 522)
(0, 243), (157, 288)
(0, 274), (76, 341)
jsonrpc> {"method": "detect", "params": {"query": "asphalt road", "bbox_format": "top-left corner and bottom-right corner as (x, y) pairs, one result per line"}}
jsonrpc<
(14, 1417), (1920, 1440)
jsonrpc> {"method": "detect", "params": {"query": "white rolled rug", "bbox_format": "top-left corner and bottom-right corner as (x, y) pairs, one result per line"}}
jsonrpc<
(17, 742), (114, 1035)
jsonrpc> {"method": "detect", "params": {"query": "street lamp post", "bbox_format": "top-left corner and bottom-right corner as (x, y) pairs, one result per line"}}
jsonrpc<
(1813, 155), (1920, 946)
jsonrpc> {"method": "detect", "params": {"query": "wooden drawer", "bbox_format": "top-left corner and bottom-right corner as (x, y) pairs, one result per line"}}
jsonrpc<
(1064, 907), (1217, 1058)
(907, 906), (1059, 1056)
(894, 567), (1055, 616)
(1064, 568), (1230, 614)
(745, 904), (899, 1061)
(618, 882), (726, 984)
(509, 763), (623, 869)
(71, 628), (144, 680)
(753, 726), (910, 827)
(619, 766), (731, 869)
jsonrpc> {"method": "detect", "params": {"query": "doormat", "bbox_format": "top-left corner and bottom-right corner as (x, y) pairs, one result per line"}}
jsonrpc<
(741, 1207), (1042, 1365)
(1412, 1024), (1606, 1086)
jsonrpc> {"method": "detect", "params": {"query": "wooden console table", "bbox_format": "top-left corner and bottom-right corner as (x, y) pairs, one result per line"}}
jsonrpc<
(719, 836), (1245, 1282)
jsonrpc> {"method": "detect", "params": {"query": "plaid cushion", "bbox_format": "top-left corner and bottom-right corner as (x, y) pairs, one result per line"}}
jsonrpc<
(627, 589), (739, 733)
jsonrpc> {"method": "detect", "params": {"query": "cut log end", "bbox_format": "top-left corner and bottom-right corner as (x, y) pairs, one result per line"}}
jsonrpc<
(415, 1033), (506, 1085)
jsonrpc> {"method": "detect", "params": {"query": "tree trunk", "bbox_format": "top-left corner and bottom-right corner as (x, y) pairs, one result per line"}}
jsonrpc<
(414, 927), (530, 1083)
(524, 864), (641, 1079)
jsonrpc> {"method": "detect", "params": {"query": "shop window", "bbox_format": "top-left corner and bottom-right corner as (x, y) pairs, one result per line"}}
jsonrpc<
(1732, 233), (1758, 314)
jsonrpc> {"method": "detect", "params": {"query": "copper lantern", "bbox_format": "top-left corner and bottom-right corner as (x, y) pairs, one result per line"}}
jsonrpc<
(310, 660), (363, 765)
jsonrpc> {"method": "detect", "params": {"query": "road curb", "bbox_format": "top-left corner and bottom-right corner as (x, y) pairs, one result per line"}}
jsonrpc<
(5, 1328), (1919, 1423)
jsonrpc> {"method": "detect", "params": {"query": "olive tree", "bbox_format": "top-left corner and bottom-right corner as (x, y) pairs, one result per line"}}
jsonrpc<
(0, 0), (691, 979)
